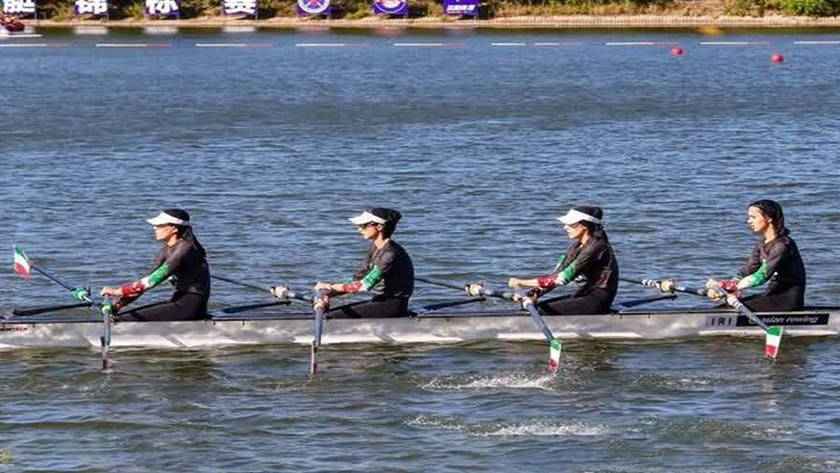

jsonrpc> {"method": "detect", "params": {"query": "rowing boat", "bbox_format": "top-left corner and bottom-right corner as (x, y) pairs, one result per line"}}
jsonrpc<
(1, 306), (837, 349)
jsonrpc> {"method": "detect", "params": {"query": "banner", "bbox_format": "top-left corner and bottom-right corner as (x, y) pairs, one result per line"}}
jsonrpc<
(222, 0), (257, 17)
(2, 0), (36, 15)
(442, 0), (477, 16)
(372, 0), (406, 15)
(296, 0), (329, 16)
(75, 0), (108, 17)
(145, 0), (179, 17)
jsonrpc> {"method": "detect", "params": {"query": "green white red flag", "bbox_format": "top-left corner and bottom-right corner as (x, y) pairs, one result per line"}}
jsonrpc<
(548, 339), (562, 373)
(764, 326), (783, 359)
(13, 246), (31, 279)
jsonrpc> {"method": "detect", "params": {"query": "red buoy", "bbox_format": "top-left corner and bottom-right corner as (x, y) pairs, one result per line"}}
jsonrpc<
(771, 53), (784, 63)
(671, 46), (685, 56)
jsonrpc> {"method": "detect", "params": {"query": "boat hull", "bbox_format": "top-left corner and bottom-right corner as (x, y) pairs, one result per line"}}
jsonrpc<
(1, 307), (838, 349)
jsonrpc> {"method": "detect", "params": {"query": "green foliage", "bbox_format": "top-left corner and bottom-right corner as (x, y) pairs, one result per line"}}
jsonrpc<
(124, 0), (146, 19)
(179, 0), (219, 16)
(725, 0), (766, 15)
(779, 0), (837, 15)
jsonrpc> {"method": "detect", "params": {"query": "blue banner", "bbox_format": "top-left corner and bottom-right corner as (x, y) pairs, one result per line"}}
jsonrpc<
(442, 0), (477, 16)
(372, 0), (406, 15)
(296, 0), (330, 16)
(222, 0), (257, 17)
(2, 0), (36, 16)
(75, 0), (108, 17)
(145, 0), (179, 17)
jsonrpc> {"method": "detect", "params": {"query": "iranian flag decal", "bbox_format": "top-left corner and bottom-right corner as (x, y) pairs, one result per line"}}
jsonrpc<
(764, 326), (783, 359)
(13, 246), (31, 279)
(548, 338), (562, 373)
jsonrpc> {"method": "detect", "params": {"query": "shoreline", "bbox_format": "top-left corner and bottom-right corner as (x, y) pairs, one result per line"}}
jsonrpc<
(21, 16), (840, 29)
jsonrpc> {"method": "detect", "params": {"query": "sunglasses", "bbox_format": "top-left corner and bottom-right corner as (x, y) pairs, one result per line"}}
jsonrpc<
(358, 222), (380, 229)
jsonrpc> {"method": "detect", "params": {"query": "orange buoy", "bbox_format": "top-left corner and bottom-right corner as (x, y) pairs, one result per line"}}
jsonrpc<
(771, 53), (784, 63)
(671, 46), (685, 56)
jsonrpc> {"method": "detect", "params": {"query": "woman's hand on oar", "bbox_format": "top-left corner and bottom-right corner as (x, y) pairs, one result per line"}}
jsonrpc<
(624, 275), (782, 359)
(418, 276), (561, 373)
(12, 246), (115, 369)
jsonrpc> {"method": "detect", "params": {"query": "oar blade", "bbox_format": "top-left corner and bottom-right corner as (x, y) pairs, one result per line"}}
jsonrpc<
(764, 326), (783, 359)
(310, 297), (327, 376)
(548, 338), (562, 373)
(13, 246), (31, 280)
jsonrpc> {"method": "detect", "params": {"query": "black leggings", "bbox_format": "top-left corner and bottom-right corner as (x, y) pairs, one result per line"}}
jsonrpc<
(537, 291), (614, 316)
(117, 292), (208, 322)
(325, 297), (409, 319)
(741, 287), (805, 312)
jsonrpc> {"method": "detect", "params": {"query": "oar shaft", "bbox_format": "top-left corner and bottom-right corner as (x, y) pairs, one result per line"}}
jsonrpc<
(211, 274), (271, 293)
(213, 274), (313, 303)
(620, 277), (706, 297)
(623, 276), (772, 332)
(31, 265), (76, 292)
(521, 298), (556, 342)
(728, 297), (770, 331)
(12, 301), (92, 316)
(416, 276), (468, 293)
(420, 276), (556, 344)
(310, 292), (328, 375)
(417, 276), (518, 301)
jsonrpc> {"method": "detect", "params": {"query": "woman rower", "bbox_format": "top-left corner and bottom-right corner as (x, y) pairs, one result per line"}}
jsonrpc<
(99, 209), (211, 321)
(706, 200), (806, 312)
(302, 207), (414, 318)
(505, 206), (619, 315)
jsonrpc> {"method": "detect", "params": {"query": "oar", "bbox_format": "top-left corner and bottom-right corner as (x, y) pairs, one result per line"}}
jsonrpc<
(211, 274), (272, 294)
(213, 275), (327, 373)
(418, 276), (562, 372)
(13, 246), (115, 369)
(622, 276), (783, 359)
(411, 297), (486, 315)
(611, 294), (677, 311)
(12, 301), (92, 316)
(310, 289), (328, 375)
(212, 274), (314, 303)
(220, 300), (291, 314)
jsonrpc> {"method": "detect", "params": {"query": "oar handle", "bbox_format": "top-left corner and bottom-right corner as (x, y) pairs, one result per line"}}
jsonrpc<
(212, 274), (314, 303)
(417, 276), (519, 301)
(620, 277), (706, 297)
(623, 276), (772, 332)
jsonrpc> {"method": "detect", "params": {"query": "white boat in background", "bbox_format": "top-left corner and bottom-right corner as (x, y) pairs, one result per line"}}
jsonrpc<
(1, 307), (837, 349)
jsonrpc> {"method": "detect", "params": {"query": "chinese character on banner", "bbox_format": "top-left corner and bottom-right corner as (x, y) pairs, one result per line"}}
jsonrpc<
(145, 0), (178, 16)
(222, 0), (256, 17)
(296, 0), (329, 16)
(442, 0), (477, 16)
(3, 0), (36, 15)
(372, 0), (406, 15)
(75, 0), (108, 16)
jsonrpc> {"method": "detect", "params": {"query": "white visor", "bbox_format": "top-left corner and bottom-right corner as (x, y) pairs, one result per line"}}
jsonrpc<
(349, 211), (387, 226)
(146, 212), (191, 227)
(557, 209), (602, 225)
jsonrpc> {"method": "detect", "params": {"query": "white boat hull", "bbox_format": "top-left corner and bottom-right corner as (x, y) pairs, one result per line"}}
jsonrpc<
(1, 307), (838, 349)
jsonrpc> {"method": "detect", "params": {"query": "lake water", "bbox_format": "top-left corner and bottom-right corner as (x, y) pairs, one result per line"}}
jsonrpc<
(1, 27), (839, 472)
